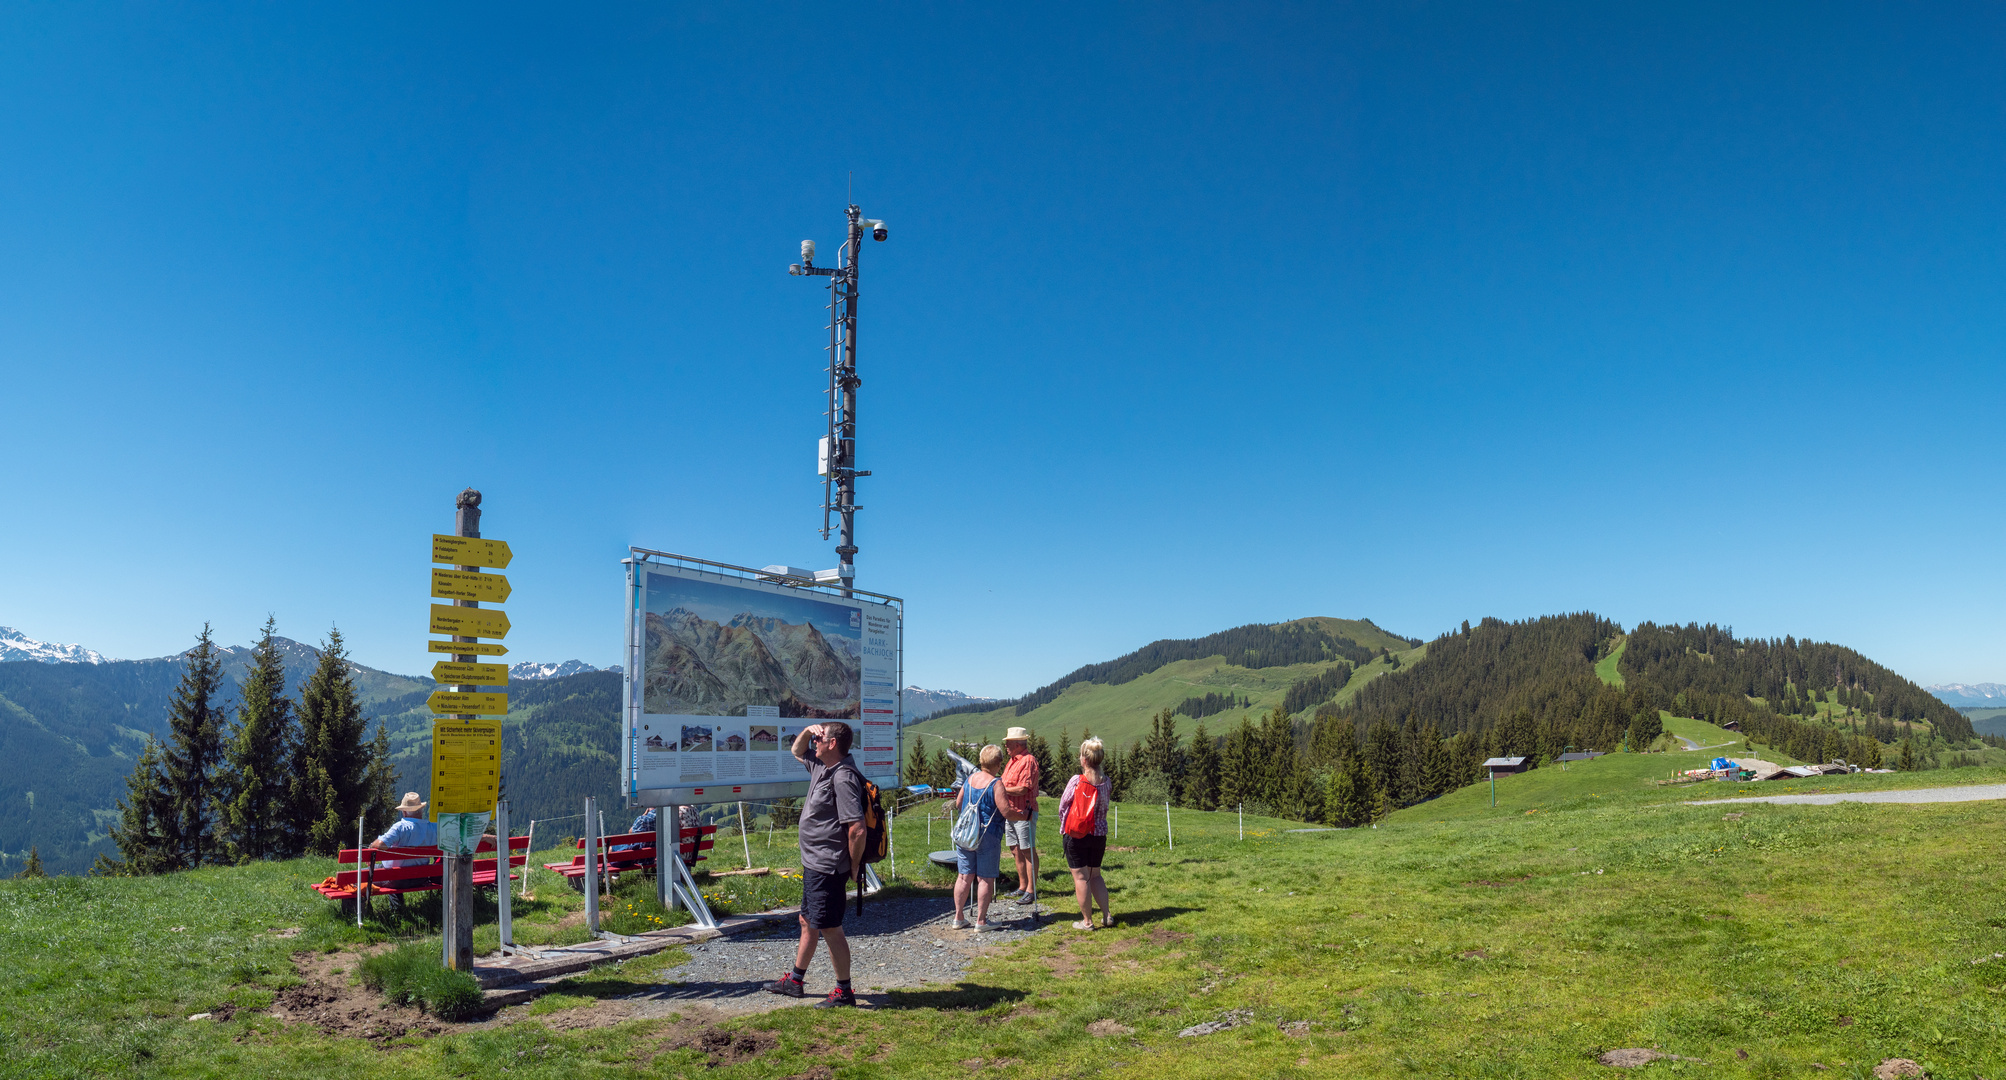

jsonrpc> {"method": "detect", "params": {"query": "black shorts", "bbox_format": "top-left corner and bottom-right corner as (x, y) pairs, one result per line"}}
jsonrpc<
(801, 867), (851, 930)
(1062, 834), (1106, 869)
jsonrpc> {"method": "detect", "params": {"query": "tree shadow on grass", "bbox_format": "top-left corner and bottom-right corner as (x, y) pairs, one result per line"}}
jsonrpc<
(878, 983), (1029, 1011)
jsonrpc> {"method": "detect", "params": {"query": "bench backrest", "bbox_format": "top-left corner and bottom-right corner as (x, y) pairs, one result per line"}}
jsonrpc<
(336, 835), (531, 864)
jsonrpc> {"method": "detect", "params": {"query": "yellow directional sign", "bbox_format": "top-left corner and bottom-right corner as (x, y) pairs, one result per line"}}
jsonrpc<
(432, 534), (513, 569)
(430, 720), (500, 817)
(431, 568), (512, 603)
(428, 640), (507, 655)
(429, 604), (510, 639)
(432, 661), (509, 685)
(427, 691), (509, 715)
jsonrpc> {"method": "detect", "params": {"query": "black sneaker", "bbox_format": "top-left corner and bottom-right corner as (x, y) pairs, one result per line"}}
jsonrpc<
(815, 986), (857, 1008)
(761, 973), (805, 998)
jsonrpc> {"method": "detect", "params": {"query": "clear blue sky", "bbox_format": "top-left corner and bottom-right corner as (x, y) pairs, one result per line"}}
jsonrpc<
(4, 4), (2004, 696)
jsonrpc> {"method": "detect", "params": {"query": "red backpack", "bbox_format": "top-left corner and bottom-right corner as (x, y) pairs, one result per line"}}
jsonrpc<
(1062, 777), (1102, 838)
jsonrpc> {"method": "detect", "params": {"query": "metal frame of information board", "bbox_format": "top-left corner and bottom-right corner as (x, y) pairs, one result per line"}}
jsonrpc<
(620, 548), (904, 808)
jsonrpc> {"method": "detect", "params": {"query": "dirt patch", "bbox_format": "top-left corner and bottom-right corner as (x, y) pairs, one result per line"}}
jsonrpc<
(265, 951), (442, 1044)
(1458, 950), (1489, 961)
(1462, 876), (1533, 888)
(649, 1020), (779, 1067)
(1873, 1060), (1926, 1079)
(778, 1069), (834, 1080)
(1086, 1019), (1134, 1037)
(1108, 928), (1191, 957)
(1108, 846), (1139, 853)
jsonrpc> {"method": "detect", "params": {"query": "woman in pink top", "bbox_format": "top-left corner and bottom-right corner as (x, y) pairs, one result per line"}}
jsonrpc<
(1057, 737), (1113, 930)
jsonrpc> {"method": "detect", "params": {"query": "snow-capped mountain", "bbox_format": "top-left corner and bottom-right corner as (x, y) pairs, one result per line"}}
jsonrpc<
(902, 686), (997, 725)
(1927, 683), (2006, 709)
(0, 626), (116, 664)
(510, 660), (618, 680)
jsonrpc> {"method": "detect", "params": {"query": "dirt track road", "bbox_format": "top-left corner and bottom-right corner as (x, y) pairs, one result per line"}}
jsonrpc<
(1686, 783), (2006, 807)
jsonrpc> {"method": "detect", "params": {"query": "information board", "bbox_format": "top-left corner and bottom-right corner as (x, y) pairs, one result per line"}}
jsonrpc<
(622, 558), (901, 805)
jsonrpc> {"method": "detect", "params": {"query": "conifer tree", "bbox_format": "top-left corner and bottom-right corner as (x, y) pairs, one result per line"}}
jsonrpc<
(17, 846), (45, 878)
(160, 626), (228, 868)
(905, 733), (932, 786)
(101, 737), (176, 875)
(1139, 709), (1187, 804)
(223, 618), (296, 862)
(1325, 747), (1375, 827)
(1898, 737), (1916, 771)
(1218, 716), (1258, 810)
(1055, 730), (1073, 782)
(1185, 723), (1221, 810)
(290, 628), (375, 856)
(1030, 730), (1061, 796)
(1419, 724), (1455, 799)
(361, 721), (399, 840)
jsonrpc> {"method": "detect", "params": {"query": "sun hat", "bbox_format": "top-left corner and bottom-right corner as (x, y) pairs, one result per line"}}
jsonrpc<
(1005, 727), (1031, 743)
(396, 792), (427, 813)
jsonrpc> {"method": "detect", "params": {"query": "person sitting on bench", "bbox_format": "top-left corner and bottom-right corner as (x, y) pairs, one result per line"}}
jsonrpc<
(624, 805), (701, 866)
(370, 792), (438, 867)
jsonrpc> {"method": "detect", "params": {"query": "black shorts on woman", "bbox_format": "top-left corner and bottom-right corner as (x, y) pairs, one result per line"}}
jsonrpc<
(1062, 833), (1106, 869)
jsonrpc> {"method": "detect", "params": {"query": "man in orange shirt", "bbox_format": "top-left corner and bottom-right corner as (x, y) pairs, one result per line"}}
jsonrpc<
(998, 726), (1042, 903)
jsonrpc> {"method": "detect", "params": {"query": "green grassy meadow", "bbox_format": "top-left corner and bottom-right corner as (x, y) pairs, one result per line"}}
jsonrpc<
(8, 737), (2006, 1079)
(910, 639), (1429, 750)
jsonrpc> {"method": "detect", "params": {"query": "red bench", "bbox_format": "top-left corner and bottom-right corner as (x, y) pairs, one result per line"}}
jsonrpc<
(542, 824), (716, 884)
(309, 836), (530, 900)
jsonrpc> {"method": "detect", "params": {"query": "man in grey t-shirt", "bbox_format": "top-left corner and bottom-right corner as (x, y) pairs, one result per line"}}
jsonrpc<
(763, 721), (867, 1007)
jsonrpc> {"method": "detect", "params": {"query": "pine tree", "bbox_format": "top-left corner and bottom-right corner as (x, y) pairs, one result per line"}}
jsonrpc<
(361, 721), (399, 840)
(905, 732), (932, 786)
(101, 736), (176, 875)
(16, 846), (45, 878)
(1219, 716), (1258, 810)
(1898, 738), (1916, 772)
(1055, 730), (1073, 783)
(1185, 723), (1221, 811)
(1419, 724), (1455, 799)
(290, 628), (375, 856)
(222, 618), (296, 862)
(1030, 730), (1062, 796)
(1325, 744), (1375, 827)
(159, 626), (228, 869)
(1139, 709), (1187, 804)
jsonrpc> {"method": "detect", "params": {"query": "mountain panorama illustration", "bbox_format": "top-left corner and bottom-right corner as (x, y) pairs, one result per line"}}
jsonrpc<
(643, 607), (860, 719)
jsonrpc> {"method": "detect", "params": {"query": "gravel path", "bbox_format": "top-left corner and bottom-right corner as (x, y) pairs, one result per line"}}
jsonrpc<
(1686, 783), (2006, 807)
(617, 895), (1053, 1015)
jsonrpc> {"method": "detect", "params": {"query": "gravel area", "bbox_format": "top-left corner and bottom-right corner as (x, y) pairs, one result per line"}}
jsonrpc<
(1687, 783), (2006, 807)
(618, 895), (1053, 1015)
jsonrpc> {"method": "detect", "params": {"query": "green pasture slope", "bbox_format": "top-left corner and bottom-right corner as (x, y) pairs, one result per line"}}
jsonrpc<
(910, 617), (1426, 749)
(9, 739), (2006, 1078)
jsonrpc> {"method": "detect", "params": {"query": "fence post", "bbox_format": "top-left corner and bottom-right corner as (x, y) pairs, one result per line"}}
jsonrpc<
(1165, 802), (1173, 851)
(1239, 803), (1243, 841)
(739, 801), (752, 870)
(522, 820), (535, 898)
(584, 796), (599, 934)
(655, 805), (675, 912)
(496, 800), (512, 951)
(355, 814), (367, 927)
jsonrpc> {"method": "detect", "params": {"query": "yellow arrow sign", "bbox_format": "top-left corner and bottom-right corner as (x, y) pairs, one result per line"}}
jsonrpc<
(428, 691), (509, 715)
(428, 640), (508, 655)
(429, 604), (510, 639)
(432, 661), (509, 685)
(432, 534), (512, 569)
(431, 568), (512, 603)
(430, 720), (500, 816)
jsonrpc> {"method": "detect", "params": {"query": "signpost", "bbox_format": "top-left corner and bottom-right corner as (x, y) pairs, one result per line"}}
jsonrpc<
(431, 661), (509, 684)
(431, 568), (513, 603)
(430, 490), (510, 972)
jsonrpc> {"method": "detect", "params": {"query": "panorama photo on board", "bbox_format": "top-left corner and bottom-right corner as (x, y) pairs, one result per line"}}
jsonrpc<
(641, 570), (863, 720)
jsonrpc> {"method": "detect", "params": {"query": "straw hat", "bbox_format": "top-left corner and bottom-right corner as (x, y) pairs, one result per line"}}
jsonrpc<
(396, 792), (427, 813)
(1005, 727), (1031, 743)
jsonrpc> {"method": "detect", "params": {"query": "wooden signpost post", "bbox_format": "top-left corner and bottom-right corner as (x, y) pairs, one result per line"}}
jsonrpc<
(429, 489), (510, 972)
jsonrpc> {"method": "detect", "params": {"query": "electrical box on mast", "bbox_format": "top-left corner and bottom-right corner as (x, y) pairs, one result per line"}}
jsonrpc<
(817, 436), (834, 478)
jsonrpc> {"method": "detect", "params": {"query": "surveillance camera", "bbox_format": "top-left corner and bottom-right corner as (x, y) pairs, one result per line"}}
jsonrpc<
(800, 239), (816, 262)
(870, 220), (888, 242)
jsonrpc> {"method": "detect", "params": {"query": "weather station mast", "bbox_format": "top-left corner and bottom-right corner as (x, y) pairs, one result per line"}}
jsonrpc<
(789, 204), (888, 597)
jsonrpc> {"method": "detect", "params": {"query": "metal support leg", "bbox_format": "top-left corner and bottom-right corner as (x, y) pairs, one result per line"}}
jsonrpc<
(656, 805), (674, 912)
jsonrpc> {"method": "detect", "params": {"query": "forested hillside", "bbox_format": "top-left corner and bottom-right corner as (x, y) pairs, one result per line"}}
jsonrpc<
(0, 638), (428, 875)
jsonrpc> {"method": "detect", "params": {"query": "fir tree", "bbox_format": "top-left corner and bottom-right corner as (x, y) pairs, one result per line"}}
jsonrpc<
(1029, 730), (1062, 796)
(101, 737), (176, 875)
(1139, 709), (1187, 804)
(1898, 737), (1917, 772)
(160, 626), (228, 869)
(1055, 730), (1073, 782)
(1218, 716), (1258, 810)
(1185, 723), (1221, 811)
(905, 733), (932, 786)
(290, 628), (375, 856)
(1325, 747), (1375, 827)
(361, 721), (399, 840)
(222, 618), (296, 862)
(16, 846), (45, 879)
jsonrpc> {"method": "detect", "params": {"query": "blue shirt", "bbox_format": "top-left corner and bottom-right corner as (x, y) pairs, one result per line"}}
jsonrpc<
(375, 816), (440, 866)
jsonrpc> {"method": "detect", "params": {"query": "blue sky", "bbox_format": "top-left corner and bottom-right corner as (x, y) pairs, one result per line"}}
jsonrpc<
(4, 4), (2005, 696)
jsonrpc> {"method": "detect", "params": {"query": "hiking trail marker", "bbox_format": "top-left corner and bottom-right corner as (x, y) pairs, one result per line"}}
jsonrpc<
(431, 660), (509, 684)
(431, 534), (512, 568)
